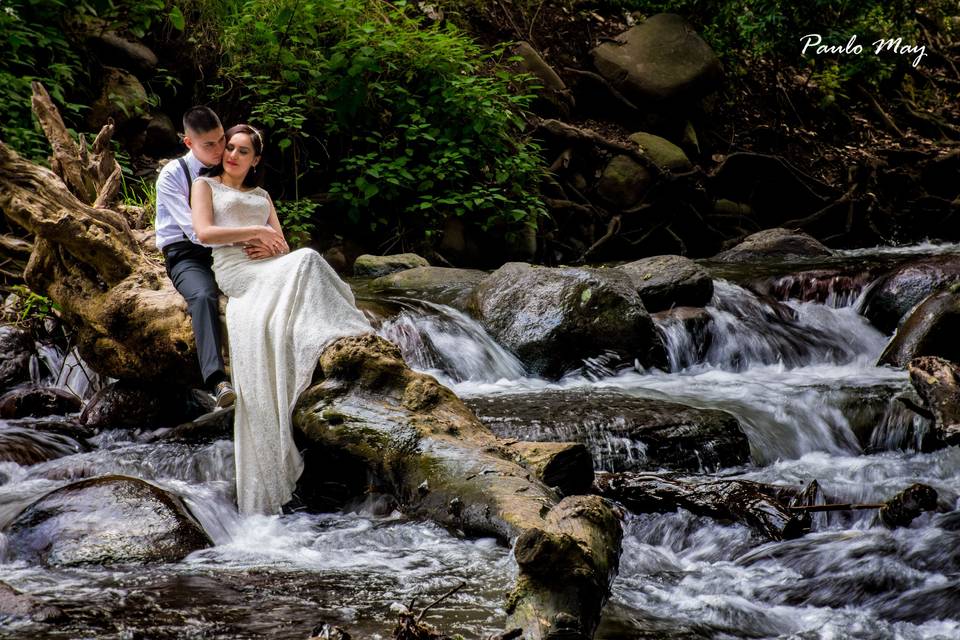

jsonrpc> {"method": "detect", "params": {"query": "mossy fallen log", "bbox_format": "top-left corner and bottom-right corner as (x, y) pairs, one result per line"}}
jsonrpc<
(295, 335), (623, 640)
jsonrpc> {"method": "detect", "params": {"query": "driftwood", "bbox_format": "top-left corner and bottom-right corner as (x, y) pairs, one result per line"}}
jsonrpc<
(295, 335), (623, 640)
(596, 473), (940, 540)
(0, 85), (196, 383)
(593, 472), (805, 541)
(907, 356), (960, 446)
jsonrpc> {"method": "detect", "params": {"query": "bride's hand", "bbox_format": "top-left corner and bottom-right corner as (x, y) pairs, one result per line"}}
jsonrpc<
(249, 226), (286, 255)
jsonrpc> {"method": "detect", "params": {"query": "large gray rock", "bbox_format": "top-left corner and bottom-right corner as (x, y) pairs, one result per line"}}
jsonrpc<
(469, 263), (666, 378)
(861, 256), (960, 334)
(714, 228), (833, 262)
(628, 131), (692, 172)
(369, 266), (488, 311)
(80, 381), (214, 430)
(0, 325), (32, 391)
(591, 13), (722, 103)
(465, 390), (750, 472)
(618, 255), (713, 312)
(878, 290), (960, 367)
(143, 112), (180, 155)
(353, 252), (429, 278)
(596, 155), (653, 209)
(5, 475), (212, 565)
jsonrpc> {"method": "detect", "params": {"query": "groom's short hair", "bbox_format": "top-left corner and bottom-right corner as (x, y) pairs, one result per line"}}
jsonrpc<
(183, 106), (222, 135)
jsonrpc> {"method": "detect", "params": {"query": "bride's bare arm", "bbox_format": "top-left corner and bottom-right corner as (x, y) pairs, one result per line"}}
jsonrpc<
(191, 179), (285, 252)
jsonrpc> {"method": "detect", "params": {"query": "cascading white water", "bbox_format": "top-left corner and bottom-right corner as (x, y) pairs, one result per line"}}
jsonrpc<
(2, 251), (958, 639)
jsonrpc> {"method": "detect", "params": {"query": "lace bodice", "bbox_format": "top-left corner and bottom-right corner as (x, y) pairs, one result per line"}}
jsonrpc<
(196, 176), (269, 231)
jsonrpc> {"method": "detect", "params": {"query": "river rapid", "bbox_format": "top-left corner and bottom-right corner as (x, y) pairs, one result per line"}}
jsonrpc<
(2, 245), (959, 639)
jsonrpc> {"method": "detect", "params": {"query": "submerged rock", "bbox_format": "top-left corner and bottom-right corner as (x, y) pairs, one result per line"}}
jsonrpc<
(878, 291), (960, 367)
(618, 255), (713, 312)
(5, 475), (212, 565)
(0, 425), (86, 466)
(714, 228), (833, 262)
(353, 253), (429, 278)
(0, 581), (64, 622)
(861, 255), (960, 334)
(80, 381), (214, 430)
(469, 263), (666, 378)
(0, 326), (33, 392)
(464, 389), (750, 472)
(0, 385), (81, 419)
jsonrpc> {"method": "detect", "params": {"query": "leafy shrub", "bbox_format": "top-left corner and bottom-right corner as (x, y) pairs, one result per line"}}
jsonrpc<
(215, 0), (546, 247)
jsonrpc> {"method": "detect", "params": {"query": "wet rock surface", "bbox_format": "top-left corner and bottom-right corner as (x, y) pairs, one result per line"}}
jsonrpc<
(80, 381), (215, 430)
(0, 325), (33, 392)
(0, 424), (87, 466)
(367, 266), (488, 311)
(464, 389), (750, 472)
(618, 255), (713, 312)
(714, 228), (833, 262)
(469, 263), (666, 378)
(0, 580), (64, 622)
(5, 475), (212, 566)
(878, 291), (960, 367)
(861, 255), (960, 334)
(353, 253), (430, 278)
(0, 385), (81, 419)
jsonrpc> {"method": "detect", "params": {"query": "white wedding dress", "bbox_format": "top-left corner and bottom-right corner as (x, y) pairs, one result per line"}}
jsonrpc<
(198, 176), (372, 515)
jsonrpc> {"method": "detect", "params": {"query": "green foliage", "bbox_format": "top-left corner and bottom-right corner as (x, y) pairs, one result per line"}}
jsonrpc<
(9, 285), (60, 325)
(0, 0), (186, 160)
(216, 0), (546, 245)
(276, 198), (319, 248)
(0, 0), (87, 160)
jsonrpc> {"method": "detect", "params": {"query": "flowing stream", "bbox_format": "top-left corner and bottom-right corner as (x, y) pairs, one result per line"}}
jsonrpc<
(2, 246), (960, 639)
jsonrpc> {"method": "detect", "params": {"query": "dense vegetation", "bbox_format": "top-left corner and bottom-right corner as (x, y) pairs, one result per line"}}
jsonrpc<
(1, 0), (957, 253)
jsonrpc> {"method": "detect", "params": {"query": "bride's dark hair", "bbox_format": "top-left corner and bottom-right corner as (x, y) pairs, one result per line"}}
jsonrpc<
(201, 124), (265, 187)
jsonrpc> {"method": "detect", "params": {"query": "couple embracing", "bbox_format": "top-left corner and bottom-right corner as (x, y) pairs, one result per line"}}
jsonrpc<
(155, 107), (371, 516)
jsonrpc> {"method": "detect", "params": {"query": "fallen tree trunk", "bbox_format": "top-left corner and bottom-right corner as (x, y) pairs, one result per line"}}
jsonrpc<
(0, 87), (196, 383)
(295, 335), (623, 640)
(593, 472), (807, 541)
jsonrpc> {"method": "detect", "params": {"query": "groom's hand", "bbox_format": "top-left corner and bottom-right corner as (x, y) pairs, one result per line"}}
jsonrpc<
(244, 241), (273, 260)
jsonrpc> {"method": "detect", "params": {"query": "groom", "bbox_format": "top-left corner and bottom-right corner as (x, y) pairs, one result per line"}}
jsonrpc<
(155, 106), (235, 408)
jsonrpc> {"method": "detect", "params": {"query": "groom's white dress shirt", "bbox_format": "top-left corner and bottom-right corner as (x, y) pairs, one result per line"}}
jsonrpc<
(155, 150), (211, 251)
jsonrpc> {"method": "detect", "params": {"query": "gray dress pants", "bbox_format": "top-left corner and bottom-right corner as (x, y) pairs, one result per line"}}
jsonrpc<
(163, 241), (226, 388)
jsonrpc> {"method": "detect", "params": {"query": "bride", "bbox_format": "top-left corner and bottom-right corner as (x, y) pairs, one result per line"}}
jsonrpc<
(190, 124), (371, 515)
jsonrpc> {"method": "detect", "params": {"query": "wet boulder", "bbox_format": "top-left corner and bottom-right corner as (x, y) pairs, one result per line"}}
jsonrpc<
(591, 13), (722, 103)
(0, 325), (33, 392)
(464, 389), (750, 472)
(468, 263), (666, 378)
(144, 406), (234, 444)
(714, 228), (833, 263)
(369, 266), (488, 312)
(861, 255), (960, 334)
(878, 291), (960, 367)
(353, 253), (429, 278)
(618, 255), (713, 312)
(0, 385), (81, 418)
(80, 381), (214, 430)
(4, 475), (212, 565)
(0, 425), (86, 466)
